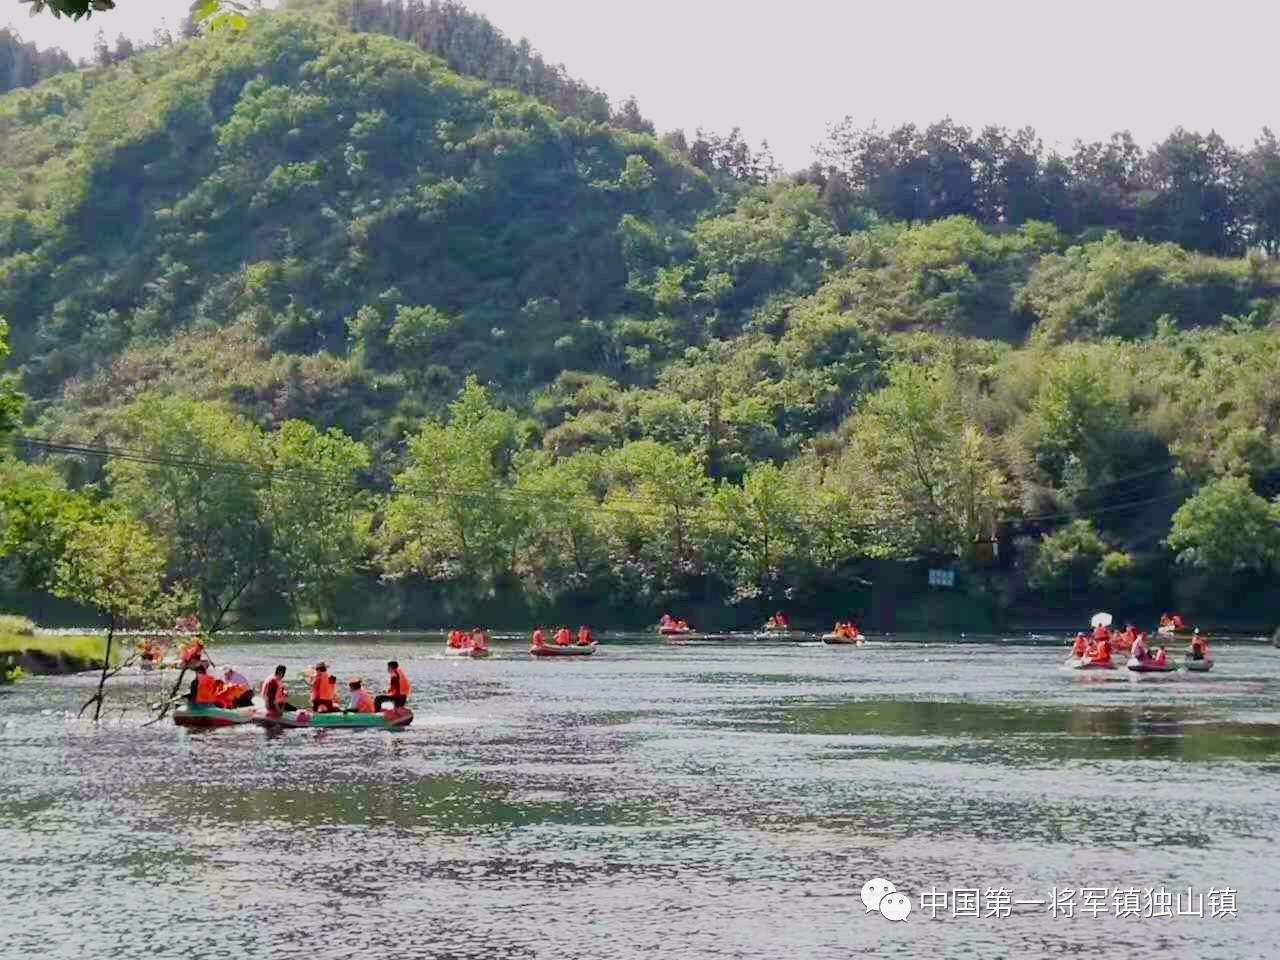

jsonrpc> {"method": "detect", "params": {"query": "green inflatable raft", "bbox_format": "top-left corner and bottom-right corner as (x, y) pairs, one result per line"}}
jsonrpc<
(249, 707), (413, 729)
(173, 704), (254, 728)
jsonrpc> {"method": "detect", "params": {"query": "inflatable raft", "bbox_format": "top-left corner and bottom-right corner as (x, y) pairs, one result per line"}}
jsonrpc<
(822, 633), (864, 646)
(1064, 657), (1117, 670)
(1184, 657), (1214, 672)
(444, 644), (490, 659)
(530, 643), (598, 657)
(173, 704), (254, 728)
(250, 707), (414, 729)
(1126, 656), (1179, 674)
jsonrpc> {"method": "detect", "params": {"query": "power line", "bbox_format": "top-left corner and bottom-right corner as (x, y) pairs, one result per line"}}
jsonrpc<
(17, 433), (1195, 529)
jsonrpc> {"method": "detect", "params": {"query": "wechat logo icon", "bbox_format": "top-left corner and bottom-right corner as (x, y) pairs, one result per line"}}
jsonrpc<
(861, 877), (911, 922)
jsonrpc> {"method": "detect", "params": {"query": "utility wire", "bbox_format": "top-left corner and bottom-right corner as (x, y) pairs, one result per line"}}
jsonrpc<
(17, 433), (1192, 526)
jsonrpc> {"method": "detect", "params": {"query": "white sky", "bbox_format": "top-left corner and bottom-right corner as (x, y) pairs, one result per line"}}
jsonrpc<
(5, 0), (1278, 170)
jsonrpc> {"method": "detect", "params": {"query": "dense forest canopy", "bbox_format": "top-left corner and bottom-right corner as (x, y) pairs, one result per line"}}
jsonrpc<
(3, 4), (1280, 630)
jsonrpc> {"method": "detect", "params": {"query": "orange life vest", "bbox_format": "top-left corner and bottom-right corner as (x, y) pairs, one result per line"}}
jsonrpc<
(262, 676), (287, 709)
(218, 684), (249, 708)
(578, 627), (592, 646)
(389, 668), (411, 697)
(311, 670), (330, 699)
(194, 673), (222, 705)
(555, 628), (572, 646)
(351, 689), (375, 713)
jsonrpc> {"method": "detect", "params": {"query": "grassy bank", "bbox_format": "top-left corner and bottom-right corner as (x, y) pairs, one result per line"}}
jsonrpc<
(0, 616), (109, 682)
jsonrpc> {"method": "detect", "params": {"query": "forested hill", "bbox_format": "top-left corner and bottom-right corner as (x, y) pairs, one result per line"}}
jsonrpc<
(4, 7), (1280, 630)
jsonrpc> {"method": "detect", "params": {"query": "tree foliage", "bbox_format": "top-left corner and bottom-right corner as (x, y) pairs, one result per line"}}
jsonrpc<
(9, 11), (1280, 624)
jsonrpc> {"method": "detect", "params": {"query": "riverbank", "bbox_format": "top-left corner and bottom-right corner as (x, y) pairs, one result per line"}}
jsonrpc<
(0, 617), (107, 682)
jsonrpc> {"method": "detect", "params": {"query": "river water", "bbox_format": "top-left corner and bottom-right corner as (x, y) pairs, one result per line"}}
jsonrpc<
(1, 634), (1277, 959)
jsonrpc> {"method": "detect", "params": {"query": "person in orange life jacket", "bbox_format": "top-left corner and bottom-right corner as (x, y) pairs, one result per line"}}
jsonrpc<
(347, 678), (375, 713)
(1071, 633), (1088, 658)
(555, 626), (572, 646)
(310, 662), (339, 713)
(187, 663), (223, 705)
(180, 638), (207, 667)
(375, 661), (411, 711)
(261, 665), (296, 714)
(1152, 645), (1169, 667)
(1190, 633), (1210, 661)
(219, 666), (253, 708)
(577, 626), (593, 646)
(532, 627), (548, 647)
(471, 627), (490, 652)
(1092, 635), (1113, 664)
(1092, 623), (1112, 642)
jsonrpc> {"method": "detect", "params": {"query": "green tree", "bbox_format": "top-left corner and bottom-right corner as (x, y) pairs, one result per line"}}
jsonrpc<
(1167, 477), (1280, 577)
(380, 379), (524, 593)
(0, 318), (22, 451)
(513, 450), (608, 598)
(1027, 518), (1132, 598)
(106, 395), (271, 631)
(263, 420), (372, 625)
(50, 512), (185, 721)
(0, 462), (105, 591)
(711, 462), (803, 599)
(26, 0), (248, 32)
(841, 363), (1008, 561)
(598, 440), (713, 601)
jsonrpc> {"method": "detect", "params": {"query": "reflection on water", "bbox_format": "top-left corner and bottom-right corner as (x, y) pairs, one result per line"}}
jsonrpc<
(1, 637), (1278, 959)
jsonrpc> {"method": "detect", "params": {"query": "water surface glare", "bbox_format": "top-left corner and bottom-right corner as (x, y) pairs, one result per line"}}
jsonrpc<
(1, 636), (1277, 959)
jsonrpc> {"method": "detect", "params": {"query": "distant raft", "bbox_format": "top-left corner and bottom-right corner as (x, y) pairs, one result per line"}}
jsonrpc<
(444, 643), (491, 659)
(821, 632), (864, 646)
(530, 643), (598, 658)
(1126, 657), (1179, 674)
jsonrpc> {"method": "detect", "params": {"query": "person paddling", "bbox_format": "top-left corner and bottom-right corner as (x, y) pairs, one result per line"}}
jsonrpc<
(261, 665), (295, 715)
(310, 662), (338, 714)
(577, 626), (593, 646)
(555, 626), (573, 646)
(1070, 633), (1088, 659)
(1189, 632), (1210, 661)
(375, 661), (411, 711)
(347, 678), (375, 713)
(471, 628), (490, 653)
(187, 663), (222, 706)
(532, 627), (548, 648)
